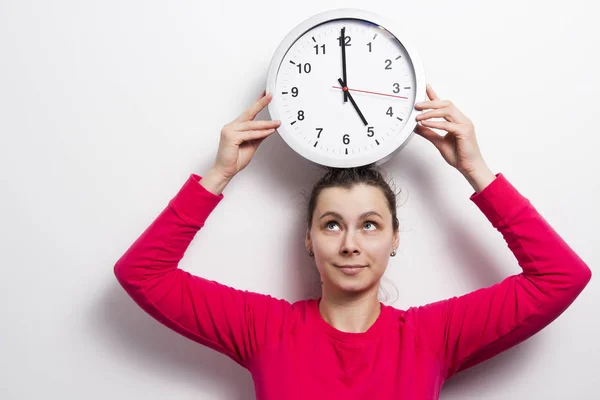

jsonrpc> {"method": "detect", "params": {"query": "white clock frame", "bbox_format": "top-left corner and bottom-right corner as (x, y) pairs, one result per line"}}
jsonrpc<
(266, 8), (427, 168)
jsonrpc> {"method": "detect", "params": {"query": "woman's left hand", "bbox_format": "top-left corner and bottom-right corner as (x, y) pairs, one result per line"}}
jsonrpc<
(414, 84), (485, 176)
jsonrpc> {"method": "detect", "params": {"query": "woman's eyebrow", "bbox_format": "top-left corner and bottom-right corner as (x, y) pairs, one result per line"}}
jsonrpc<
(319, 211), (383, 220)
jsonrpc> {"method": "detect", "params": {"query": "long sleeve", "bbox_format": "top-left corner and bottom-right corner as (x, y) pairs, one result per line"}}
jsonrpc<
(113, 173), (294, 369)
(409, 172), (592, 380)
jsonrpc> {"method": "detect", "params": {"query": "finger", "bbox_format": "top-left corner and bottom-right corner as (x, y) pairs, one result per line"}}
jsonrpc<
(416, 108), (456, 123)
(238, 91), (273, 121)
(239, 128), (277, 143)
(256, 89), (267, 101)
(426, 84), (440, 101)
(236, 92), (273, 123)
(236, 119), (281, 131)
(420, 119), (459, 132)
(414, 99), (448, 110)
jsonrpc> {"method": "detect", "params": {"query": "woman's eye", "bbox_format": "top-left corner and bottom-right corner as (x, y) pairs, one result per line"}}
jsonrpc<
(325, 221), (378, 230)
(364, 221), (377, 230)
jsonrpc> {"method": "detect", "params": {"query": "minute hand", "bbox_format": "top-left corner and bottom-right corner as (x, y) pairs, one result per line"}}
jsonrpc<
(338, 78), (368, 126)
(340, 27), (348, 103)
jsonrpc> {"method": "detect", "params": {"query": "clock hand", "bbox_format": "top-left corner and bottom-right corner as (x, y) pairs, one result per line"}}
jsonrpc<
(341, 27), (348, 103)
(332, 85), (409, 99)
(338, 78), (368, 126)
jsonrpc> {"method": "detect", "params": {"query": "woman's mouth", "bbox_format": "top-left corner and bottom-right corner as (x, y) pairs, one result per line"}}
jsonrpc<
(335, 265), (367, 275)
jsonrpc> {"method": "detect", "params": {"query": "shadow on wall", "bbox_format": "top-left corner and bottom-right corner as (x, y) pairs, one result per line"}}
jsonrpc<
(99, 83), (543, 398)
(92, 283), (255, 400)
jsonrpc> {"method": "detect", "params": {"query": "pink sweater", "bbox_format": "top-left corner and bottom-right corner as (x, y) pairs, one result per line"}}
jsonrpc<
(114, 172), (591, 399)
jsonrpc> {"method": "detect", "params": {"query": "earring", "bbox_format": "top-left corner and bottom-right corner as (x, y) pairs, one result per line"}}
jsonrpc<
(309, 249), (314, 257)
(390, 249), (396, 257)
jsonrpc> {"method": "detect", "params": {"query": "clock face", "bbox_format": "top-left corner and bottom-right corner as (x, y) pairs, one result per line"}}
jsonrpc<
(266, 9), (425, 167)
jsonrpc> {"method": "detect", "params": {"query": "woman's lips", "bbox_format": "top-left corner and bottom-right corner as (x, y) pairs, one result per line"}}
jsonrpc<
(335, 265), (367, 275)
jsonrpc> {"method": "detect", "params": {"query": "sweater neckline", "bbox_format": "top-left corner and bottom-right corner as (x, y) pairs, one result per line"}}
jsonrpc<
(309, 297), (389, 344)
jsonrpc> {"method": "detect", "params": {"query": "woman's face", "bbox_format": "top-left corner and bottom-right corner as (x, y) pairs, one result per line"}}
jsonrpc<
(306, 184), (399, 296)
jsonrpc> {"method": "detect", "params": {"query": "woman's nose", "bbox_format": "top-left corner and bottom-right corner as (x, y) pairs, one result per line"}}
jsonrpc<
(340, 232), (360, 254)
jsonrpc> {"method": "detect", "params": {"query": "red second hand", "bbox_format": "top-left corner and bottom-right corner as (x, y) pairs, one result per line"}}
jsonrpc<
(332, 85), (408, 99)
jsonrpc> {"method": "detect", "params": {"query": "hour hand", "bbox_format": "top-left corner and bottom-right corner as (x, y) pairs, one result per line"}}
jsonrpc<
(338, 78), (368, 126)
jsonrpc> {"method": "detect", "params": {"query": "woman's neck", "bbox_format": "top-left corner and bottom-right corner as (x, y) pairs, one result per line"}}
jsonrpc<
(318, 289), (382, 333)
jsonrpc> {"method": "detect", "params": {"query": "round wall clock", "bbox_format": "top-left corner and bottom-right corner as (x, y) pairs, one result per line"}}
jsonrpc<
(265, 8), (426, 168)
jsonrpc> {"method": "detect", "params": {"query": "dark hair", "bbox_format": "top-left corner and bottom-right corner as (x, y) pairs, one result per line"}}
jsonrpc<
(306, 163), (400, 232)
(303, 163), (402, 303)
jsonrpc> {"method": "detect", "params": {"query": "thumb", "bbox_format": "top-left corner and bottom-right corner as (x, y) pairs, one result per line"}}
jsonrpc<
(415, 124), (443, 150)
(246, 128), (276, 151)
(251, 136), (268, 149)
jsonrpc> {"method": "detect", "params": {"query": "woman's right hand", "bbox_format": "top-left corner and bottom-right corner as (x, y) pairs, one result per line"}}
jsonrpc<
(212, 91), (281, 180)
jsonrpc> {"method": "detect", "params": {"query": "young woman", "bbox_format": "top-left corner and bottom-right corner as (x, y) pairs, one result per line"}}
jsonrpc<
(114, 85), (591, 399)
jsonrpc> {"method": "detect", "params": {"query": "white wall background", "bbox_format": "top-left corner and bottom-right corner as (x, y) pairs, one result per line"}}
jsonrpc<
(1, 0), (598, 399)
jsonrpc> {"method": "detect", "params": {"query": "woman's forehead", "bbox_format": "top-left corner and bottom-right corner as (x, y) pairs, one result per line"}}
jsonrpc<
(316, 185), (388, 214)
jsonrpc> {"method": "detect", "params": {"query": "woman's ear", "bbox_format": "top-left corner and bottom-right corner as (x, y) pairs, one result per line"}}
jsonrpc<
(305, 230), (311, 252)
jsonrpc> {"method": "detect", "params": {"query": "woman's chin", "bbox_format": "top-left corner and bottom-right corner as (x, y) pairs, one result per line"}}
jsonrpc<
(330, 276), (372, 292)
